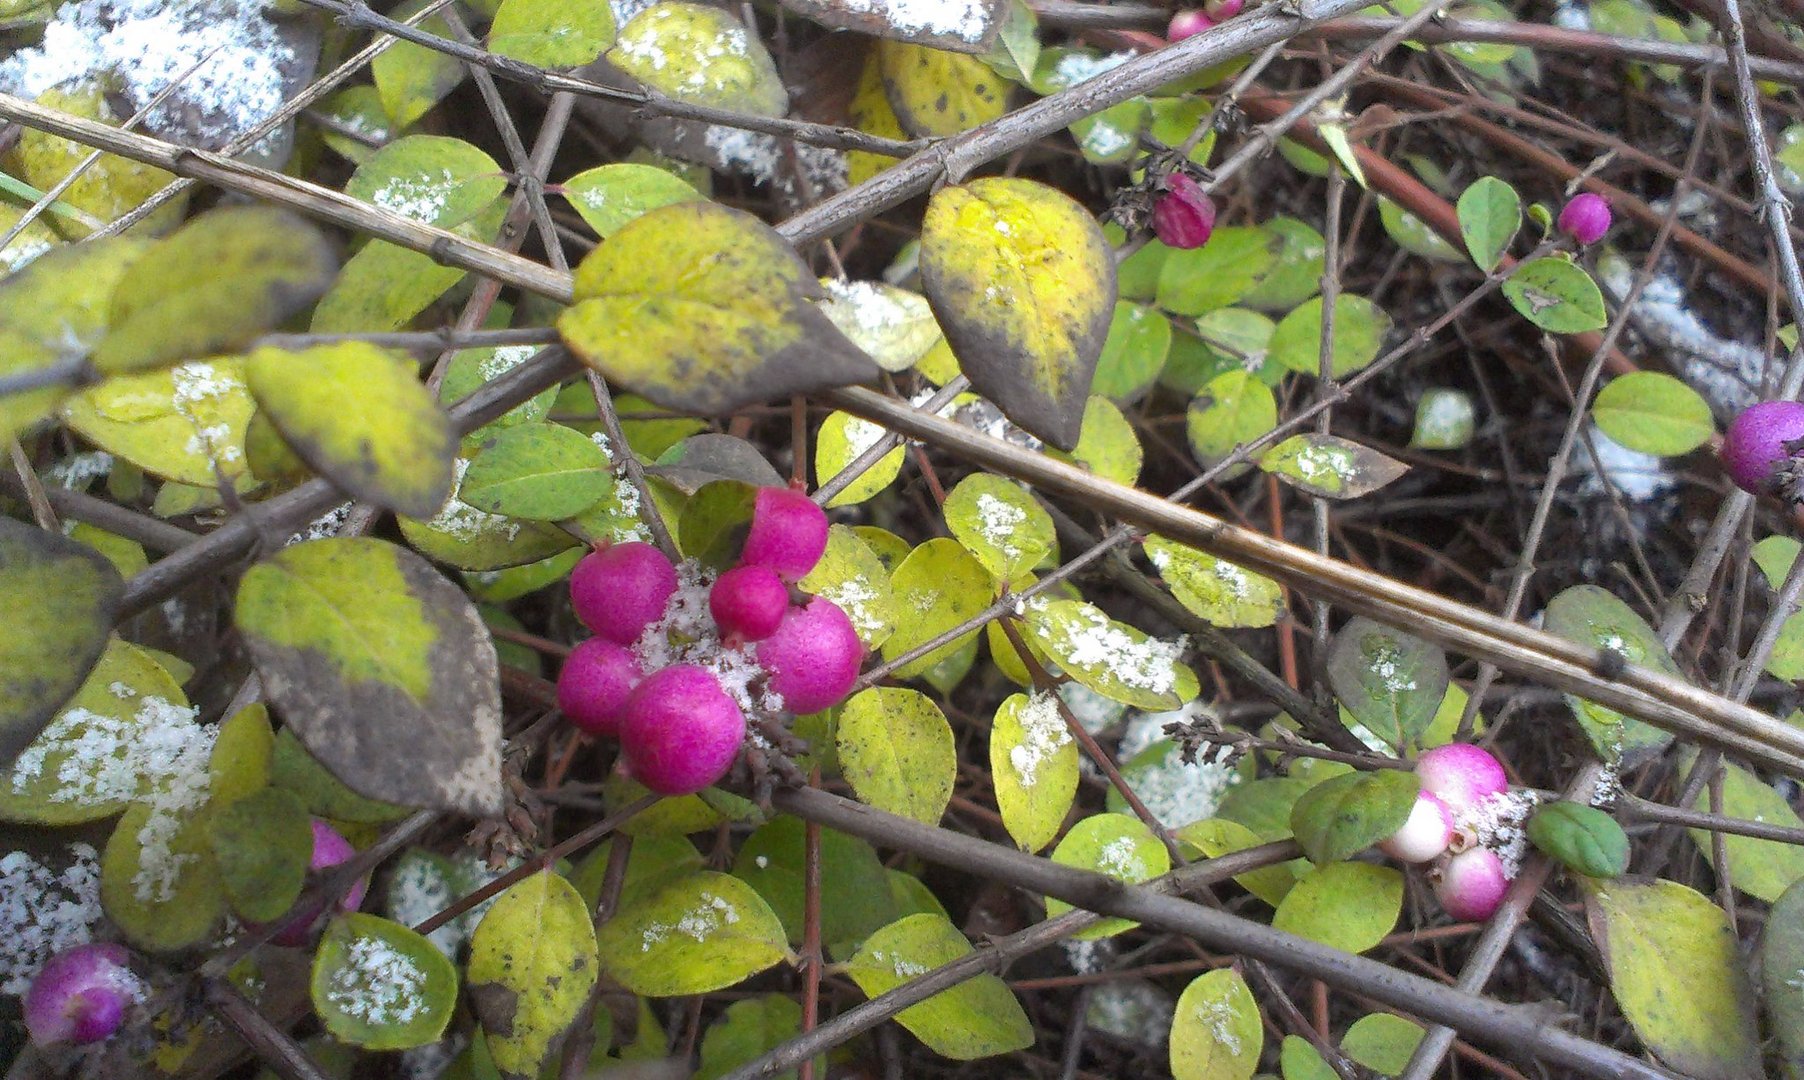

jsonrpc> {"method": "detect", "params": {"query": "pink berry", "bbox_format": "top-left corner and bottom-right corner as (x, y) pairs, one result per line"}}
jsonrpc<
(272, 819), (367, 947)
(1414, 743), (1508, 815)
(557, 637), (643, 736)
(570, 542), (678, 645)
(1557, 193), (1611, 245)
(1379, 790), (1455, 864)
(1152, 173), (1217, 250)
(1204, 0), (1243, 17)
(740, 487), (828, 581)
(618, 664), (746, 796)
(24, 943), (138, 1047)
(1167, 8), (1214, 39)
(1432, 847), (1511, 922)
(710, 564), (790, 642)
(1721, 400), (1804, 497)
(756, 597), (863, 714)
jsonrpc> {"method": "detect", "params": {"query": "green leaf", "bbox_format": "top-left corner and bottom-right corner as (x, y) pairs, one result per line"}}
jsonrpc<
(610, 3), (786, 114)
(1187, 370), (1276, 473)
(1241, 217), (1325, 312)
(1145, 535), (1284, 629)
(1262, 432), (1408, 499)
(570, 833), (704, 913)
(1049, 394), (1143, 486)
(345, 135), (507, 229)
(1325, 617), (1449, 751)
(1268, 295), (1392, 377)
(732, 815), (896, 948)
(697, 994), (821, 1080)
(1176, 818), (1296, 906)
(1761, 878), (1804, 1074)
(1289, 769), (1420, 865)
(977, 0), (1038, 76)
(816, 279), (942, 373)
(246, 343), (456, 518)
(399, 452), (580, 573)
(880, 40), (1009, 137)
(560, 163), (703, 239)
(1527, 801), (1628, 879)
(1271, 862), (1402, 953)
(316, 86), (393, 165)
(92, 207), (335, 376)
(371, 0), (466, 128)
(437, 343), (558, 432)
(919, 176), (1116, 450)
(1683, 759), (1804, 902)
(459, 422), (612, 521)
(64, 358), (257, 485)
(210, 703), (275, 807)
(102, 801), (225, 951)
(270, 727), (415, 824)
(879, 537), (994, 678)
(1503, 256), (1608, 333)
(1025, 598), (1198, 710)
(467, 871), (599, 1079)
(990, 690), (1078, 852)
(837, 686), (956, 826)
(1592, 371), (1714, 456)
(1455, 176), (1521, 271)
(311, 913), (459, 1050)
(0, 237), (148, 437)
(1749, 536), (1804, 680)
(1171, 968), (1262, 1080)
(814, 409), (905, 507)
(1092, 301), (1171, 403)
(0, 517), (122, 766)
(943, 473), (1053, 580)
(1046, 812), (1171, 939)
(1583, 877), (1761, 1080)
(1379, 198), (1463, 262)
(843, 913), (1033, 1059)
(0, 638), (187, 824)
(235, 537), (503, 817)
(559, 202), (878, 416)
(311, 240), (468, 334)
(1157, 228), (1279, 317)
(1163, 308), (1279, 396)
(208, 786), (313, 923)
(1343, 1013), (1426, 1076)
(596, 871), (788, 996)
(488, 0), (615, 67)
(1542, 585), (1677, 759)
(1315, 121), (1368, 186)
(798, 524), (896, 649)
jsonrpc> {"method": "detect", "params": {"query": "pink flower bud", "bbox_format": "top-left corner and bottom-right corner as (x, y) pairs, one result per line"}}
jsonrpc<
(1167, 8), (1214, 39)
(1379, 790), (1455, 864)
(24, 943), (139, 1047)
(1414, 743), (1508, 815)
(1152, 173), (1217, 250)
(1432, 847), (1511, 922)
(1721, 400), (1804, 497)
(1557, 193), (1611, 245)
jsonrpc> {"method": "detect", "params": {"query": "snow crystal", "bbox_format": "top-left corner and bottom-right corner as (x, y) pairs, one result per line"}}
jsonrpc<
(1459, 789), (1541, 879)
(973, 492), (1028, 561)
(1292, 443), (1350, 485)
(834, 0), (990, 42)
(1007, 690), (1071, 789)
(1365, 638), (1419, 694)
(1086, 979), (1174, 1048)
(289, 502), (354, 545)
(0, 0), (296, 151)
(1191, 994), (1244, 1054)
(171, 361), (246, 466)
(428, 457), (522, 542)
(1050, 50), (1135, 88)
(386, 852), (472, 959)
(0, 844), (103, 996)
(1052, 605), (1186, 698)
(369, 169), (457, 225)
(44, 451), (113, 491)
(0, 234), (55, 275)
(816, 578), (884, 639)
(325, 935), (428, 1025)
(866, 948), (929, 978)
(1576, 426), (1674, 503)
(840, 416), (890, 460)
(1096, 836), (1145, 879)
(701, 126), (848, 198)
(11, 692), (217, 903)
(1060, 682), (1127, 735)
(640, 892), (740, 951)
(634, 560), (784, 716)
(1124, 737), (1240, 828)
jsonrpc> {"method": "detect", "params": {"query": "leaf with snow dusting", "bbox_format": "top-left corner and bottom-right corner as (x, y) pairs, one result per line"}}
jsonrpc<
(608, 3), (786, 116)
(1171, 968), (1262, 1080)
(799, 525), (896, 649)
(990, 690), (1076, 852)
(312, 913), (459, 1049)
(1324, 617), (1448, 752)
(844, 914), (1033, 1059)
(1144, 535), (1283, 629)
(814, 410), (906, 508)
(1044, 812), (1169, 939)
(1543, 585), (1677, 761)
(1025, 599), (1198, 710)
(1258, 433), (1406, 500)
(63, 358), (257, 486)
(596, 871), (787, 996)
(815, 279), (942, 373)
(944, 473), (1053, 580)
(560, 162), (702, 239)
(879, 537), (994, 678)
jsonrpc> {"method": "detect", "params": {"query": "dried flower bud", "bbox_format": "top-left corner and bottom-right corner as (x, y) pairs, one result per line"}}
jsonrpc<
(1152, 173), (1217, 250)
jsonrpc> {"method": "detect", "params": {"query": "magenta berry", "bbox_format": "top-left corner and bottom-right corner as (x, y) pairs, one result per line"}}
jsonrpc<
(1203, 0), (1243, 17)
(1557, 193), (1611, 245)
(710, 564), (790, 643)
(272, 819), (367, 947)
(570, 542), (678, 645)
(618, 664), (746, 796)
(1379, 790), (1455, 864)
(740, 487), (829, 581)
(557, 637), (643, 736)
(756, 597), (863, 714)
(1167, 8), (1214, 39)
(1432, 847), (1511, 922)
(1152, 173), (1217, 250)
(25, 943), (138, 1047)
(1721, 400), (1804, 498)
(1414, 743), (1508, 815)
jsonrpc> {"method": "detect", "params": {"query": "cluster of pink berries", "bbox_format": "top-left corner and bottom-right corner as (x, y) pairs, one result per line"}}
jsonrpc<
(1378, 743), (1516, 921)
(555, 487), (863, 797)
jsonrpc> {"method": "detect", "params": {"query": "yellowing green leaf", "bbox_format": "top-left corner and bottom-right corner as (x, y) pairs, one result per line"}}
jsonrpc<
(879, 40), (1009, 137)
(235, 537), (503, 816)
(1046, 812), (1170, 939)
(944, 473), (1052, 580)
(1171, 968), (1262, 1080)
(207, 786), (312, 923)
(346, 135), (508, 230)
(1593, 371), (1714, 457)
(1685, 760), (1804, 902)
(799, 524), (896, 648)
(102, 801), (225, 951)
(1272, 862), (1401, 953)
(467, 872), (600, 1079)
(880, 537), (994, 678)
(1025, 598), (1198, 710)
(10, 86), (185, 236)
(1187, 370), (1276, 475)
(843, 913), (1033, 1059)
(816, 279), (942, 373)
(1258, 433), (1407, 500)
(489, 0), (615, 67)
(560, 162), (702, 239)
(246, 343), (455, 518)
(459, 422), (612, 521)
(311, 914), (459, 1049)
(559, 202), (879, 415)
(597, 871), (788, 996)
(310, 240), (466, 334)
(610, 3), (786, 115)
(1543, 584), (1677, 760)
(990, 691), (1076, 852)
(371, 0), (466, 128)
(814, 409), (905, 508)
(0, 237), (149, 436)
(1049, 395), (1143, 486)
(837, 687), (956, 825)
(63, 358), (256, 485)
(398, 452), (579, 572)
(846, 51), (911, 187)
(1145, 535), (1283, 629)
(919, 177), (1115, 450)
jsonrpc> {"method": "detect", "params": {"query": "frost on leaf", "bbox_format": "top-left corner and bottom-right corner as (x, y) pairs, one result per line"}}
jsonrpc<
(326, 935), (429, 1026)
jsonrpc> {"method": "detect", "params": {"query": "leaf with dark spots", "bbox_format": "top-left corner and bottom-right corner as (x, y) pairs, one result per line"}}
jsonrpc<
(467, 872), (599, 1078)
(235, 537), (503, 817)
